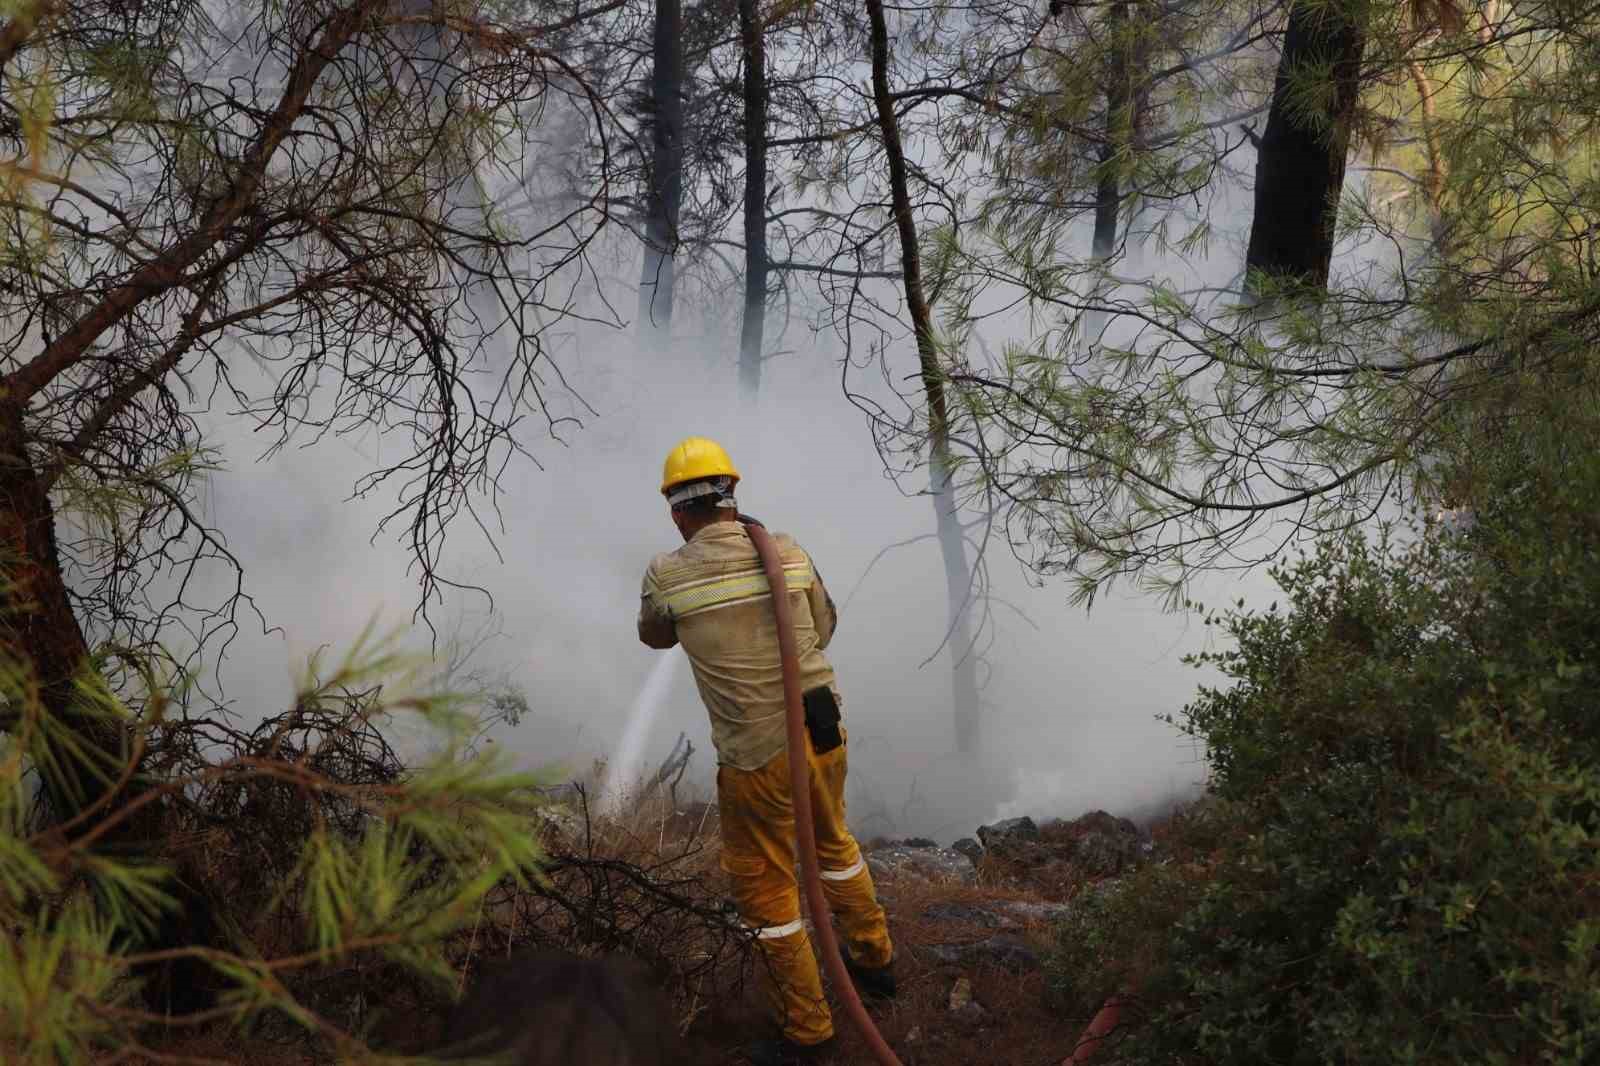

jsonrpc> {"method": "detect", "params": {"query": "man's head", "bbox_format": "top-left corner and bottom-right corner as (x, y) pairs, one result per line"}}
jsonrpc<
(660, 437), (741, 542)
(668, 488), (738, 541)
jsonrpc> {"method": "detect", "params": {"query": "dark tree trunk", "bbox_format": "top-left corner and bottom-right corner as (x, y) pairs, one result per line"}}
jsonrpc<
(0, 406), (220, 1011)
(0, 0), (378, 1018)
(0, 404), (114, 816)
(638, 0), (685, 337)
(737, 0), (767, 399)
(1244, 0), (1366, 292)
(1085, 0), (1131, 349)
(0, 408), (218, 1017)
(1091, 159), (1119, 261)
(1091, 2), (1128, 264)
(867, 0), (981, 753)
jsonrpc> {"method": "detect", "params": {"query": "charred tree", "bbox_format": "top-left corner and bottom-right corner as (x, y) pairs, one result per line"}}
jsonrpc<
(1244, 0), (1367, 292)
(737, 0), (768, 399)
(867, 0), (982, 754)
(638, 0), (686, 337)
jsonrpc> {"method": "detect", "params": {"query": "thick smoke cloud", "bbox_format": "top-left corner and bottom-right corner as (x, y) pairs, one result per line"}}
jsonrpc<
(187, 307), (1282, 841)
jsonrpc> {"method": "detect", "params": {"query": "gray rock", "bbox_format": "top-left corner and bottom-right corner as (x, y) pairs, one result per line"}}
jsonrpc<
(976, 816), (1039, 849)
(976, 816), (1052, 867)
(990, 899), (1073, 925)
(1067, 810), (1145, 877)
(921, 901), (1012, 929)
(951, 837), (984, 866)
(865, 844), (978, 886)
(916, 934), (1041, 973)
(920, 898), (1073, 931)
(975, 934), (1042, 972)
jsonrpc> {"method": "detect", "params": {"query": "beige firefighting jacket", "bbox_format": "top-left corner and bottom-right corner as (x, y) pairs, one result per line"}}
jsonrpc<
(637, 521), (840, 771)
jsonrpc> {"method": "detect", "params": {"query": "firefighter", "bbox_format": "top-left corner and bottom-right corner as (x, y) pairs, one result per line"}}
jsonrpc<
(637, 436), (895, 1065)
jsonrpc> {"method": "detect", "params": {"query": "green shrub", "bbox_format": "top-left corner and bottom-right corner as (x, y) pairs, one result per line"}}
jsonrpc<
(1050, 387), (1600, 1064)
(1043, 800), (1228, 1011)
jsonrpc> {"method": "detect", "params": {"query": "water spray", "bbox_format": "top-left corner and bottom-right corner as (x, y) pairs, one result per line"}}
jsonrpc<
(600, 653), (680, 817)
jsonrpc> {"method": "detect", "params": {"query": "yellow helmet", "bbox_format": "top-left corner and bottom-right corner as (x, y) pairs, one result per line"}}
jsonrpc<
(660, 436), (740, 495)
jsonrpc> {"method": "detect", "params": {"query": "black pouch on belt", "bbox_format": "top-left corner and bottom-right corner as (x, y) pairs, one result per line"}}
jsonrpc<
(802, 686), (843, 754)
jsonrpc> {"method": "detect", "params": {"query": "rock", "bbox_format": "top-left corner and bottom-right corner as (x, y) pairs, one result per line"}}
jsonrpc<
(976, 816), (1039, 850)
(969, 810), (1154, 890)
(918, 941), (969, 967)
(977, 816), (1052, 867)
(917, 934), (1042, 973)
(899, 836), (939, 849)
(990, 899), (1073, 926)
(921, 901), (1012, 929)
(866, 844), (978, 886)
(972, 934), (1041, 972)
(951, 1001), (987, 1030)
(920, 899), (1072, 931)
(1065, 810), (1145, 877)
(947, 976), (987, 1030)
(951, 837), (984, 866)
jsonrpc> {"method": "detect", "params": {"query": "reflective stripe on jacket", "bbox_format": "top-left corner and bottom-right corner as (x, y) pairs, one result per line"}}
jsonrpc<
(637, 522), (839, 770)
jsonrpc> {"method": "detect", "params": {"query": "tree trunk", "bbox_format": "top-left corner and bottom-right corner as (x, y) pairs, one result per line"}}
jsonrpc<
(932, 466), (981, 753)
(394, 2), (502, 332)
(1244, 0), (1366, 292)
(638, 0), (686, 337)
(867, 0), (981, 753)
(1091, 1), (1128, 264)
(1085, 0), (1131, 349)
(0, 2), (378, 1017)
(0, 404), (118, 820)
(2, 408), (227, 1013)
(737, 0), (768, 399)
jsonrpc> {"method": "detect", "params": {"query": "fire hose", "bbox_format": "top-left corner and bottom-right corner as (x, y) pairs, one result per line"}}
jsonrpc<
(742, 514), (904, 1066)
(743, 513), (1120, 1066)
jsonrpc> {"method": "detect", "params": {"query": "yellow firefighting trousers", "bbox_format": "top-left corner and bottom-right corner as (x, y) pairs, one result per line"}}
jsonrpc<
(717, 727), (893, 1046)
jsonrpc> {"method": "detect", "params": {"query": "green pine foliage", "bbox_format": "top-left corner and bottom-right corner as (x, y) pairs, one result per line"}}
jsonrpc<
(0, 627), (551, 1064)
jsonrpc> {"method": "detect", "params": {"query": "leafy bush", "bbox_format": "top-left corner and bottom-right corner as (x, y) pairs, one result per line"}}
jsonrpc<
(1051, 385), (1600, 1064)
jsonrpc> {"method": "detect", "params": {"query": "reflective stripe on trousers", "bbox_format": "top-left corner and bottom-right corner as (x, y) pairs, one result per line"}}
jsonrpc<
(747, 917), (806, 940)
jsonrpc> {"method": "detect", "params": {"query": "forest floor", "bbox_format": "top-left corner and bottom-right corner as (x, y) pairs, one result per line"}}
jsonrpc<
(114, 799), (1160, 1066)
